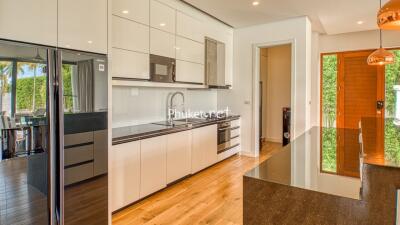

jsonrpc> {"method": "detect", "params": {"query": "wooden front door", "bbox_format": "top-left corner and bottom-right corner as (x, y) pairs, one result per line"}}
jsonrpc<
(336, 51), (385, 177)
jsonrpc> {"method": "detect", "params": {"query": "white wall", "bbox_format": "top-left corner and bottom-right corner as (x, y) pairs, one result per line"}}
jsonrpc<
(112, 87), (217, 128)
(225, 16), (312, 157)
(260, 45), (292, 143)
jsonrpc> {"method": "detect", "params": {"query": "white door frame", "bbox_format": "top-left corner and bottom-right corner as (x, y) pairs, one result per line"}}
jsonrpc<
(251, 39), (296, 157)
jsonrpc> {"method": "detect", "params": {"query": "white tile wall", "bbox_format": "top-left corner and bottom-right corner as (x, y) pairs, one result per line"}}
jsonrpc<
(112, 87), (218, 128)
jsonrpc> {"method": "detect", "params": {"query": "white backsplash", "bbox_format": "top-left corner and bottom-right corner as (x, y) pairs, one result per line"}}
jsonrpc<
(112, 86), (218, 128)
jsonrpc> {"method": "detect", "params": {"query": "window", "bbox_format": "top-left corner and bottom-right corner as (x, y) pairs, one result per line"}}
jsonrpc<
(15, 62), (47, 116)
(0, 61), (13, 117)
(321, 54), (338, 173)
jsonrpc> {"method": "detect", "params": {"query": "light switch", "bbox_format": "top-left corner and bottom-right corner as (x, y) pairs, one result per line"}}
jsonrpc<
(244, 100), (251, 105)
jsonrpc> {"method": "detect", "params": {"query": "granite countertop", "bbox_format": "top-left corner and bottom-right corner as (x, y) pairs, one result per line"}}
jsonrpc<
(360, 117), (400, 168)
(245, 127), (362, 200)
(244, 122), (400, 225)
(112, 115), (240, 145)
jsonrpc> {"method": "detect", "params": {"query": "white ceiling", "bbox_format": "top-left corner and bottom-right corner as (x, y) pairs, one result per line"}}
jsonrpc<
(183, 0), (389, 35)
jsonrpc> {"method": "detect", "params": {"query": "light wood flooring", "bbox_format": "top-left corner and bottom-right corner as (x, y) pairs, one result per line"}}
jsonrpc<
(112, 142), (282, 225)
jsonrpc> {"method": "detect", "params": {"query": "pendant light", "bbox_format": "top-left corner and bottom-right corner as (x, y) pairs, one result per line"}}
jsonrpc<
(368, 0), (395, 66)
(378, 0), (400, 30)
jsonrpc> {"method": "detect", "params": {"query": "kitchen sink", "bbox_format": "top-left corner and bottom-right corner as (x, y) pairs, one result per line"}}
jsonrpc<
(152, 118), (206, 127)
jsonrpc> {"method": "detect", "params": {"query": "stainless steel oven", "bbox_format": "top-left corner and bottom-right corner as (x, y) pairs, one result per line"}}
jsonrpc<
(218, 121), (231, 154)
(150, 54), (175, 83)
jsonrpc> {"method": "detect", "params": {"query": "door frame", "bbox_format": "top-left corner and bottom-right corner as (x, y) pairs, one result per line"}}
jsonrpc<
(252, 39), (295, 157)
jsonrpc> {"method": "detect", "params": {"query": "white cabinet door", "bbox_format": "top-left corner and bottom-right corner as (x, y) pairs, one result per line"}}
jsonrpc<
(112, 48), (149, 80)
(150, 0), (176, 34)
(112, 16), (149, 53)
(58, 0), (107, 54)
(0, 0), (57, 46)
(166, 131), (192, 184)
(112, 0), (149, 25)
(191, 124), (217, 173)
(111, 141), (140, 211)
(176, 37), (204, 64)
(140, 136), (167, 198)
(150, 28), (175, 58)
(176, 60), (204, 84)
(176, 12), (204, 43)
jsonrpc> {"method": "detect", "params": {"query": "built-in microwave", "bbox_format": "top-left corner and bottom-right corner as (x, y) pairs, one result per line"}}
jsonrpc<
(150, 54), (176, 83)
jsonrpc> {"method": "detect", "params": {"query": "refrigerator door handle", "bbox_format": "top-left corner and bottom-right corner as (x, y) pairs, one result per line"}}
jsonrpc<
(55, 50), (65, 225)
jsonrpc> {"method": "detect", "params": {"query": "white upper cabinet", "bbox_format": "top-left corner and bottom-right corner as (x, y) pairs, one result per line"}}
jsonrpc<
(112, 16), (149, 53)
(58, 0), (107, 54)
(0, 0), (57, 46)
(176, 12), (204, 43)
(176, 37), (204, 64)
(112, 0), (149, 25)
(150, 28), (175, 58)
(112, 48), (149, 80)
(150, 0), (176, 34)
(175, 60), (204, 84)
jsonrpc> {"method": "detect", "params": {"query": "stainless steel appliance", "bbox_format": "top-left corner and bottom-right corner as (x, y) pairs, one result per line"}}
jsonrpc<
(205, 37), (227, 88)
(282, 107), (291, 146)
(217, 120), (240, 154)
(0, 40), (108, 225)
(150, 54), (175, 83)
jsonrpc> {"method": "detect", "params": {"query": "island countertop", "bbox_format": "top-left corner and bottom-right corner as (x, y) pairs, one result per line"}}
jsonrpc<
(244, 124), (400, 225)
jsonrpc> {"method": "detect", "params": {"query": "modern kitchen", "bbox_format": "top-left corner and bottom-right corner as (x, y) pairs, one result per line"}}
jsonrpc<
(1, 0), (400, 224)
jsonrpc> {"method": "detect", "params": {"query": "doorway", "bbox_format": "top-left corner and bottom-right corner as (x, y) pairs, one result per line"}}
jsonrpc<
(320, 50), (386, 177)
(259, 44), (292, 150)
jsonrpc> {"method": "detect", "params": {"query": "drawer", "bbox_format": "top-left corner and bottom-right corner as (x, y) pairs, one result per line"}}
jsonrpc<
(65, 144), (94, 167)
(65, 132), (93, 147)
(230, 136), (240, 146)
(217, 145), (240, 162)
(230, 128), (240, 138)
(65, 162), (94, 186)
(231, 119), (240, 128)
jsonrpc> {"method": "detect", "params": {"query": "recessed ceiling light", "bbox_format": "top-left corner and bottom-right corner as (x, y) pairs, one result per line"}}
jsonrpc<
(88, 40), (93, 44)
(160, 23), (166, 27)
(122, 10), (129, 14)
(252, 1), (260, 6)
(357, 20), (364, 25)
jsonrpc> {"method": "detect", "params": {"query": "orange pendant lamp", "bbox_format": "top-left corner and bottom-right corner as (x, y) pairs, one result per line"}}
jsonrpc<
(368, 0), (395, 66)
(367, 30), (395, 65)
(378, 0), (400, 30)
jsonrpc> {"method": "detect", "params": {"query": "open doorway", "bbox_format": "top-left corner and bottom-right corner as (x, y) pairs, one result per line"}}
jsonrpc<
(259, 44), (292, 151)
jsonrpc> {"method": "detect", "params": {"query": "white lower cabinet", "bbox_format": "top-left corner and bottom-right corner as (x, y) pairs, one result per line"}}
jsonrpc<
(191, 125), (218, 173)
(111, 141), (141, 211)
(140, 135), (167, 198)
(166, 130), (192, 183)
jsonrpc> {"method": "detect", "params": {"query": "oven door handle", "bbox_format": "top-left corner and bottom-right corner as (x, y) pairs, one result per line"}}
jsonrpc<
(218, 127), (231, 131)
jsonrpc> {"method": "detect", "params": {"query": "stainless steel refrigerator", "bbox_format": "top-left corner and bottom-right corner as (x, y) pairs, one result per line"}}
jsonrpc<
(0, 40), (108, 225)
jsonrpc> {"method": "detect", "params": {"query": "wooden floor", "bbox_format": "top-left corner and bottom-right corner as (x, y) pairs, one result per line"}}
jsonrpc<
(112, 142), (282, 225)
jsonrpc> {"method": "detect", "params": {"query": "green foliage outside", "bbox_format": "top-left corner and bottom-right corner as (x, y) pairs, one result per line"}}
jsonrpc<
(384, 50), (400, 164)
(16, 75), (46, 112)
(321, 55), (338, 173)
(62, 64), (73, 112)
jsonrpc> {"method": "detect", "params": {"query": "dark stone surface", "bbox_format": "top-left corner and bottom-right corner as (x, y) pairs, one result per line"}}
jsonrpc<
(64, 112), (108, 135)
(112, 115), (240, 145)
(243, 125), (400, 225)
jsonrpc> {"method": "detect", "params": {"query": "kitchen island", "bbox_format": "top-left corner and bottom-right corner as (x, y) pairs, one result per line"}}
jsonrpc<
(244, 120), (400, 225)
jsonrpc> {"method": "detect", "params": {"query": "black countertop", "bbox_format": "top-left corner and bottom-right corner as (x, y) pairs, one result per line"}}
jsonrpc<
(245, 127), (362, 200)
(112, 115), (240, 145)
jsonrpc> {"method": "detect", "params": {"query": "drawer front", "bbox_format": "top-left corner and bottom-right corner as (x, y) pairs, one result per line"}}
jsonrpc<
(231, 119), (240, 128)
(65, 132), (93, 147)
(65, 144), (94, 167)
(65, 162), (94, 186)
(230, 136), (240, 146)
(230, 127), (240, 138)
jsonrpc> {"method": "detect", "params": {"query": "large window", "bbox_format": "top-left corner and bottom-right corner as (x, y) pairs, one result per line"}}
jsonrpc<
(0, 61), (13, 117)
(384, 50), (400, 164)
(15, 62), (47, 116)
(321, 54), (338, 173)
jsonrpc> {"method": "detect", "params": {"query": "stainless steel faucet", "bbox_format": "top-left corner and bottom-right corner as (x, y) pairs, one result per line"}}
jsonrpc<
(167, 91), (185, 124)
